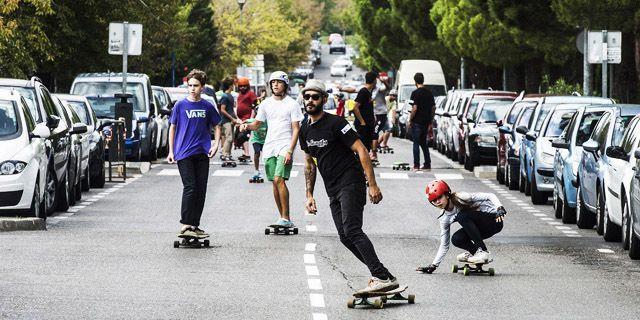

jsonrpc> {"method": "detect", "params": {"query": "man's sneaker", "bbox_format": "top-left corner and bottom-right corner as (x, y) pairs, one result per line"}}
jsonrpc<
(456, 252), (472, 262)
(192, 227), (209, 238)
(177, 228), (198, 238)
(468, 250), (493, 264)
(357, 277), (400, 294)
(412, 165), (421, 171)
(421, 164), (431, 171)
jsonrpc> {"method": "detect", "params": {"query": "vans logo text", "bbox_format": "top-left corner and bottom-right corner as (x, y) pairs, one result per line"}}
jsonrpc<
(186, 110), (206, 118)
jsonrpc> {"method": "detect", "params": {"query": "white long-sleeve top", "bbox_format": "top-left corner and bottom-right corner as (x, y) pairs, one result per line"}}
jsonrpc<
(431, 192), (503, 266)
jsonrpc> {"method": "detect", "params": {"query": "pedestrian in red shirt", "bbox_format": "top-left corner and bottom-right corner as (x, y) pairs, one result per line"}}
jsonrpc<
(236, 77), (258, 160)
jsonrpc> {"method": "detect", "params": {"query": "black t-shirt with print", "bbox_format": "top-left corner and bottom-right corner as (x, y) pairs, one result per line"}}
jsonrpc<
(409, 86), (435, 125)
(354, 87), (375, 127)
(300, 113), (366, 196)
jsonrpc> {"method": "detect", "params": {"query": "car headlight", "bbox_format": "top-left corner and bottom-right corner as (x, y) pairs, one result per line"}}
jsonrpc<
(0, 161), (27, 175)
(541, 152), (555, 165)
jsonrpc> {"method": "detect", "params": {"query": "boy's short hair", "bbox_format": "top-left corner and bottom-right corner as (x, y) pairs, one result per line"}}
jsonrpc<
(221, 77), (234, 91)
(414, 72), (424, 85)
(186, 69), (207, 85)
(365, 72), (376, 84)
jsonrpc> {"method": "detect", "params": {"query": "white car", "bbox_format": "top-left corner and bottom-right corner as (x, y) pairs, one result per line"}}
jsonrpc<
(330, 62), (349, 77)
(0, 90), (51, 218)
(336, 56), (353, 71)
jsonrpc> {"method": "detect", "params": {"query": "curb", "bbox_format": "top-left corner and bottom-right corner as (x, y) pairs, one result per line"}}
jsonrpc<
(0, 218), (46, 232)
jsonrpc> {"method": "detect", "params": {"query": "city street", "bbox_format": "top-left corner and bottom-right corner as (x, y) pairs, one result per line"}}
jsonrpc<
(2, 47), (640, 320)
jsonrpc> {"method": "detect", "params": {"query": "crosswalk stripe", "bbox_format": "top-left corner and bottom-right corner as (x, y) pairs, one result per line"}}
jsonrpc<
(380, 172), (409, 180)
(434, 173), (464, 180)
(213, 170), (244, 177)
(158, 169), (180, 176)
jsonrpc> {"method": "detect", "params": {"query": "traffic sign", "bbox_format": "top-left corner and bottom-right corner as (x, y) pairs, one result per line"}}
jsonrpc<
(109, 22), (143, 56)
(587, 31), (621, 64)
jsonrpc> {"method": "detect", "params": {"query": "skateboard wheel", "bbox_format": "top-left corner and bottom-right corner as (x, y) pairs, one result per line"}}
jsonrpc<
(463, 266), (470, 276)
(264, 228), (270, 235)
(204, 240), (210, 247)
(380, 296), (387, 303)
(373, 299), (383, 309)
(232, 163), (237, 167)
(293, 228), (298, 235)
(488, 268), (495, 276)
(408, 294), (415, 304)
(452, 265), (458, 273)
(173, 241), (180, 248)
(347, 297), (356, 308)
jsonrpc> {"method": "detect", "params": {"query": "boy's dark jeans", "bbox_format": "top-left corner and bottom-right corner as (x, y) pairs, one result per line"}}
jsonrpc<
(177, 153), (210, 227)
(411, 124), (431, 167)
(329, 182), (393, 280)
(452, 211), (504, 254)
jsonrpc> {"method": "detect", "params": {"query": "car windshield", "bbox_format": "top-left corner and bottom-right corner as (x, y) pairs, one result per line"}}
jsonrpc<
(0, 100), (19, 137)
(66, 100), (91, 125)
(533, 104), (555, 131)
(72, 82), (146, 113)
(576, 111), (605, 146)
(153, 89), (168, 108)
(0, 86), (40, 123)
(544, 109), (576, 137)
(478, 102), (510, 123)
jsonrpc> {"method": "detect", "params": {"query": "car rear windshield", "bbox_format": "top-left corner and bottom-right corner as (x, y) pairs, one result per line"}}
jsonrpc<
(576, 111), (605, 146)
(544, 109), (576, 137)
(0, 86), (40, 123)
(0, 100), (19, 138)
(72, 82), (146, 116)
(477, 101), (511, 123)
(66, 101), (91, 125)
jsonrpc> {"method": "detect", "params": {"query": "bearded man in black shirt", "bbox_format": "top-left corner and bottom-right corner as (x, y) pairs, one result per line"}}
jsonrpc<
(299, 80), (399, 294)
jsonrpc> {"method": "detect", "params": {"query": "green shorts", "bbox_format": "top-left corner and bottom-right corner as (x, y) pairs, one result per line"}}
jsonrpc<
(265, 156), (292, 181)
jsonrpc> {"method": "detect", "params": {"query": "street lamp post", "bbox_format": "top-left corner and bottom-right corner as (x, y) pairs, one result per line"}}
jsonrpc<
(237, 0), (246, 23)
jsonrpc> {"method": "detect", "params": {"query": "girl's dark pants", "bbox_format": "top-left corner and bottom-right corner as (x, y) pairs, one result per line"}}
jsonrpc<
(177, 153), (210, 227)
(329, 182), (394, 280)
(452, 211), (503, 254)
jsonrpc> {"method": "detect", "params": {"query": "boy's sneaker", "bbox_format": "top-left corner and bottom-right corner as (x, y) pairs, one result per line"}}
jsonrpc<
(281, 220), (295, 228)
(357, 277), (399, 294)
(192, 227), (209, 238)
(272, 218), (287, 227)
(177, 228), (198, 238)
(468, 250), (493, 264)
(456, 252), (472, 262)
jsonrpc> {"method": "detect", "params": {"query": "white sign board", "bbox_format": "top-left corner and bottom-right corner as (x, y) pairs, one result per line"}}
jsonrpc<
(587, 31), (621, 64)
(108, 22), (143, 56)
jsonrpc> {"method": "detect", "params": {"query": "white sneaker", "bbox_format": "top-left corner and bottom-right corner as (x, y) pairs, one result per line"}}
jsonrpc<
(357, 277), (399, 293)
(456, 252), (472, 262)
(468, 250), (493, 264)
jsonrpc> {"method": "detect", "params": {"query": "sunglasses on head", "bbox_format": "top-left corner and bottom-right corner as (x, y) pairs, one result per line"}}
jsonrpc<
(303, 93), (322, 101)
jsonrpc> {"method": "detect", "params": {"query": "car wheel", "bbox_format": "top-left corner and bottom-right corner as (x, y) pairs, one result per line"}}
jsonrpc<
(91, 159), (106, 188)
(81, 167), (90, 192)
(56, 172), (70, 212)
(531, 175), (548, 205)
(464, 154), (474, 171)
(553, 183), (563, 219)
(622, 198), (630, 250)
(524, 175), (532, 196)
(561, 183), (576, 224)
(497, 166), (505, 184)
(25, 180), (41, 219)
(596, 189), (605, 235)
(519, 171), (526, 193)
(629, 211), (640, 259)
(44, 167), (57, 216)
(507, 164), (519, 190)
(576, 185), (596, 229)
(602, 198), (622, 242)
(74, 175), (82, 202)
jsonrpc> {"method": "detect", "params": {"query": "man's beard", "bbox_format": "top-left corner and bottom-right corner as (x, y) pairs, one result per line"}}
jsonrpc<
(305, 102), (322, 115)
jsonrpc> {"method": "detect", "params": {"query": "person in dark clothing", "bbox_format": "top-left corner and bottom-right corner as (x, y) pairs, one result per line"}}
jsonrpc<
(407, 72), (435, 171)
(167, 69), (222, 238)
(338, 72), (378, 164)
(299, 80), (399, 293)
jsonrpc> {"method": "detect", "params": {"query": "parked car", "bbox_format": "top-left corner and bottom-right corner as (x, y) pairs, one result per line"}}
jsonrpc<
(578, 105), (640, 233)
(329, 39), (346, 54)
(0, 77), (72, 215)
(330, 61), (348, 77)
(551, 105), (613, 223)
(463, 99), (511, 171)
(56, 94), (106, 188)
(444, 90), (490, 161)
(432, 96), (446, 146)
(506, 101), (537, 192)
(152, 86), (173, 157)
(56, 96), (89, 205)
(0, 90), (51, 218)
(496, 93), (526, 186)
(71, 73), (159, 162)
(629, 147), (640, 258)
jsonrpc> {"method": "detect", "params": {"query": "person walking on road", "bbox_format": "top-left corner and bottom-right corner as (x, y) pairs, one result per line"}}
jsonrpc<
(373, 74), (391, 154)
(167, 69), (222, 238)
(378, 89), (397, 150)
(219, 78), (243, 161)
(240, 71), (303, 228)
(407, 72), (435, 171)
(338, 72), (378, 165)
(300, 80), (399, 293)
(236, 77), (258, 161)
(417, 180), (507, 274)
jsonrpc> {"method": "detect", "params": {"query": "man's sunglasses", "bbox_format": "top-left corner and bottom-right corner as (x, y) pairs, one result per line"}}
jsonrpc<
(303, 93), (322, 101)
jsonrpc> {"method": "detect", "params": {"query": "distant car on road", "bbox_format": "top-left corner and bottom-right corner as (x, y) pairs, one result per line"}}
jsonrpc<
(329, 40), (346, 54)
(328, 33), (342, 45)
(330, 61), (348, 77)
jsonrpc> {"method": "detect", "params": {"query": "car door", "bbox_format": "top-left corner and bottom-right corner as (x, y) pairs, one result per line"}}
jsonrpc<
(606, 118), (640, 224)
(581, 112), (610, 208)
(38, 85), (69, 180)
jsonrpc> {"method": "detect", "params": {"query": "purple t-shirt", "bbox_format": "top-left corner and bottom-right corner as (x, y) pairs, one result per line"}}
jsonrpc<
(170, 98), (221, 161)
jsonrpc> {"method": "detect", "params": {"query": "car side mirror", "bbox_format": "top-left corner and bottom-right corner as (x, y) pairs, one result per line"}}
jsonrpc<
(467, 118), (475, 124)
(457, 114), (463, 121)
(159, 108), (171, 116)
(582, 139), (599, 153)
(496, 119), (503, 127)
(70, 123), (87, 134)
(552, 138), (569, 149)
(46, 115), (60, 129)
(29, 123), (51, 139)
(169, 100), (176, 110)
(515, 125), (529, 135)
(149, 102), (156, 116)
(525, 132), (538, 141)
(498, 125), (511, 134)
(606, 146), (629, 160)
(137, 116), (149, 123)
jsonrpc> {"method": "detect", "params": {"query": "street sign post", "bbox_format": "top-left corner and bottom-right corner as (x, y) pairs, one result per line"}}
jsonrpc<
(587, 30), (621, 98)
(108, 22), (143, 95)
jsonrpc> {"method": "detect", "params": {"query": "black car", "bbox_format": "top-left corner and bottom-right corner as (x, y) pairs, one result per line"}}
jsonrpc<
(0, 77), (73, 216)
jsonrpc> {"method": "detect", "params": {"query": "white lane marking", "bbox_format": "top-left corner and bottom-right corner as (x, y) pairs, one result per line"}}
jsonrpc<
(497, 191), (510, 194)
(72, 205), (86, 209)
(313, 314), (328, 320)
(290, 171), (299, 178)
(158, 169), (180, 176)
(521, 206), (534, 209)
(527, 209), (541, 213)
(55, 216), (68, 219)
(555, 226), (572, 230)
(504, 196), (517, 200)
(212, 170), (244, 177)
(540, 217), (554, 221)
(98, 192), (110, 196)
(304, 254), (316, 264)
(67, 208), (79, 213)
(113, 185), (125, 188)
(306, 225), (318, 232)
(562, 230), (579, 234)
(92, 195), (105, 199)
(308, 279), (323, 290)
(379, 172), (409, 180)
(80, 202), (92, 206)
(310, 294), (325, 308)
(133, 174), (143, 178)
(598, 249), (615, 254)
(306, 265), (320, 276)
(511, 200), (524, 203)
(547, 221), (562, 225)
(533, 213), (547, 217)
(566, 234), (583, 237)
(434, 173), (464, 180)
(305, 243), (317, 252)
(85, 198), (99, 202)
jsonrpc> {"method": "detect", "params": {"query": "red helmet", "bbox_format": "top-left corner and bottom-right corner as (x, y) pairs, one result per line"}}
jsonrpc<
(238, 77), (250, 86)
(426, 180), (450, 202)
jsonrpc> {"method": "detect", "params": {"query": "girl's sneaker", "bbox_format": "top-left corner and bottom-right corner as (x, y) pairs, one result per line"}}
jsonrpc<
(456, 252), (472, 262)
(468, 250), (492, 264)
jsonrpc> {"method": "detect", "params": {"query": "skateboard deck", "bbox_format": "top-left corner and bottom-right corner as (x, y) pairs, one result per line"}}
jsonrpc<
(221, 161), (237, 168)
(392, 162), (410, 171)
(173, 235), (210, 248)
(249, 177), (264, 183)
(265, 225), (299, 235)
(378, 147), (394, 154)
(348, 285), (414, 309)
(452, 262), (495, 276)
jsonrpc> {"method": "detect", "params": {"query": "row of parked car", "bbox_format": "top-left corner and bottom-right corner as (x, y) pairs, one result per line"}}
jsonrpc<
(0, 73), (189, 220)
(431, 89), (640, 259)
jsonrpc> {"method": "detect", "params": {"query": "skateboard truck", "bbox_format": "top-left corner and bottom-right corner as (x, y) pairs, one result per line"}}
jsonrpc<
(173, 236), (210, 248)
(347, 285), (414, 309)
(249, 177), (264, 183)
(392, 162), (410, 171)
(221, 161), (237, 168)
(452, 263), (495, 276)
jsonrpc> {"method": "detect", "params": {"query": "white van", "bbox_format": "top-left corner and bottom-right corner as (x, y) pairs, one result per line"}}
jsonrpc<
(394, 60), (447, 134)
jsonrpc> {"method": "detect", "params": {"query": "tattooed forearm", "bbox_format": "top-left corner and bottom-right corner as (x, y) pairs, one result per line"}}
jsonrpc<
(305, 157), (316, 198)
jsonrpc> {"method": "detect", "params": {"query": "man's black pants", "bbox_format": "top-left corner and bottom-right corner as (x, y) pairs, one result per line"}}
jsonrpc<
(329, 182), (393, 280)
(452, 211), (503, 254)
(177, 153), (210, 227)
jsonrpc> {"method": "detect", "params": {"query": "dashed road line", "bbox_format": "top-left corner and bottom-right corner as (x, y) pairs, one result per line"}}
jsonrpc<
(313, 313), (328, 320)
(598, 249), (615, 254)
(306, 225), (318, 232)
(304, 254), (316, 264)
(306, 265), (320, 276)
(310, 294), (326, 308)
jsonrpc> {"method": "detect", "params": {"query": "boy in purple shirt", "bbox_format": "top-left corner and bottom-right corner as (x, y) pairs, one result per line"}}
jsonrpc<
(167, 69), (222, 238)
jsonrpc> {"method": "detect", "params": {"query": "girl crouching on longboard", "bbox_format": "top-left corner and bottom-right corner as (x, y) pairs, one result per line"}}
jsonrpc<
(417, 180), (507, 274)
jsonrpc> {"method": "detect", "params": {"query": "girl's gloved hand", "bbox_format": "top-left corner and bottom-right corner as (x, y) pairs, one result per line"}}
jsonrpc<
(416, 264), (437, 274)
(496, 206), (507, 222)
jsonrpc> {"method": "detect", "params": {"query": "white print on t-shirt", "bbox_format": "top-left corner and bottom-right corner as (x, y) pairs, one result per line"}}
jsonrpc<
(186, 109), (207, 119)
(306, 139), (328, 148)
(341, 123), (352, 134)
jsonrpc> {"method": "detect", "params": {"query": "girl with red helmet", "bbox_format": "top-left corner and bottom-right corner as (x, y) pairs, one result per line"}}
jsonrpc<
(417, 179), (507, 273)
